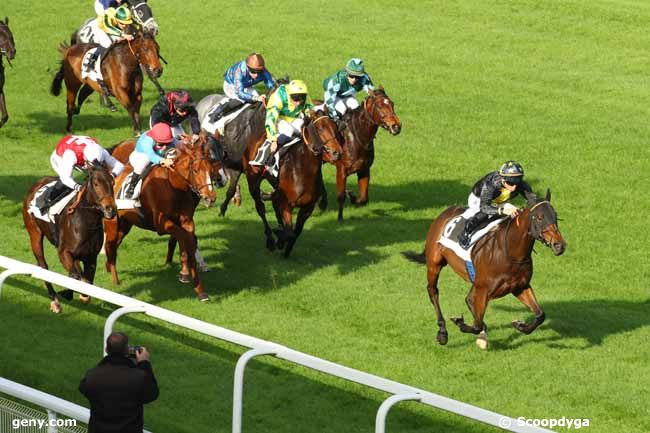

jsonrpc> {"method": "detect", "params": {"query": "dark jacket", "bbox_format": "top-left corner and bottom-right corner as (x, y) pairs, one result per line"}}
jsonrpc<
(79, 355), (159, 433)
(149, 95), (201, 134)
(471, 171), (537, 216)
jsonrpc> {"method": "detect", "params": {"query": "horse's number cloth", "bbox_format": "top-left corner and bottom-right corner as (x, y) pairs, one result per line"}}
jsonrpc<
(202, 100), (251, 135)
(81, 48), (101, 81)
(437, 214), (505, 262)
(115, 172), (142, 209)
(27, 181), (77, 223)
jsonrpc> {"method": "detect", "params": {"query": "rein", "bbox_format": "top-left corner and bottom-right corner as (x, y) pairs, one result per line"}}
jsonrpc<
(166, 154), (212, 195)
(302, 115), (338, 156)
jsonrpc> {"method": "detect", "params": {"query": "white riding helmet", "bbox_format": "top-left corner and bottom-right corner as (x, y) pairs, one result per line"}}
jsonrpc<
(83, 141), (103, 163)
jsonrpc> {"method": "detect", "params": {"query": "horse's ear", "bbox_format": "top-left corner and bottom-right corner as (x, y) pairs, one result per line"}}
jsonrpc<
(545, 189), (551, 202)
(307, 109), (316, 119)
(4, 17), (8, 25)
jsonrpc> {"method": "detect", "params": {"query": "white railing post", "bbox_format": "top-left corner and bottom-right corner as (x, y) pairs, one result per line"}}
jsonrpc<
(103, 306), (148, 355)
(47, 409), (58, 433)
(375, 393), (422, 433)
(232, 349), (276, 433)
(0, 268), (31, 299)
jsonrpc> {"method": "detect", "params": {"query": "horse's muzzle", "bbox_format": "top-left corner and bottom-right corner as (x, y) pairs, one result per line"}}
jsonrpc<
(329, 149), (341, 161)
(150, 67), (163, 78)
(551, 240), (566, 256)
(103, 206), (117, 220)
(389, 124), (402, 135)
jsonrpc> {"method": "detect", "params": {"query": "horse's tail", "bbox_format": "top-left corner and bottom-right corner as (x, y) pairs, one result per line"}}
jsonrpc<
(106, 143), (120, 155)
(401, 251), (426, 264)
(57, 41), (71, 56)
(50, 61), (65, 96)
(70, 30), (78, 46)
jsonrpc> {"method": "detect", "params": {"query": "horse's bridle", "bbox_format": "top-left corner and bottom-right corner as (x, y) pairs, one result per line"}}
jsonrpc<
(167, 154), (213, 196)
(302, 115), (339, 156)
(363, 94), (395, 130)
(527, 201), (556, 247)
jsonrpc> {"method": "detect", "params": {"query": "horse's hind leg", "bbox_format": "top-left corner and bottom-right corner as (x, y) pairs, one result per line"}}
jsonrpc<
(512, 286), (545, 335)
(350, 167), (370, 206)
(426, 247), (449, 345)
(0, 91), (8, 128)
(284, 202), (315, 258)
(335, 163), (348, 222)
(166, 237), (177, 266)
(247, 173), (276, 251)
(452, 284), (489, 348)
(25, 218), (61, 313)
(65, 83), (81, 132)
(78, 256), (97, 304)
(76, 84), (95, 113)
(220, 170), (242, 217)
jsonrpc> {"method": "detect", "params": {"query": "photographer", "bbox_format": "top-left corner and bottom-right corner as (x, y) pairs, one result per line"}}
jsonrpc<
(79, 332), (159, 433)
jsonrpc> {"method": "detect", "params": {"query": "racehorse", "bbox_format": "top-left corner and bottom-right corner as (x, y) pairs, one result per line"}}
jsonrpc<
(319, 88), (401, 222)
(0, 17), (16, 128)
(50, 32), (162, 135)
(402, 191), (566, 349)
(243, 110), (343, 257)
(74, 0), (158, 41)
(103, 139), (217, 301)
(22, 163), (117, 314)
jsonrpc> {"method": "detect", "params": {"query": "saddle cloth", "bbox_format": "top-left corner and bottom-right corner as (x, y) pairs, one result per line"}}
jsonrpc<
(81, 48), (101, 82)
(114, 172), (143, 210)
(202, 100), (251, 136)
(437, 213), (505, 262)
(27, 181), (78, 223)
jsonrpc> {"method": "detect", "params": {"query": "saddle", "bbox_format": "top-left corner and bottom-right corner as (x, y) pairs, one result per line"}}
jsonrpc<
(438, 213), (505, 262)
(202, 99), (254, 136)
(28, 182), (78, 223)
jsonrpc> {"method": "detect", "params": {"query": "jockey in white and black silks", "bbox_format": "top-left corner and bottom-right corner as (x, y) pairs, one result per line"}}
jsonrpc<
(42, 135), (124, 213)
(458, 160), (538, 249)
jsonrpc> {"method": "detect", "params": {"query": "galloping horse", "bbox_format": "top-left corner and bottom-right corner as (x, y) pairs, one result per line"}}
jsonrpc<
(50, 32), (162, 135)
(244, 110), (342, 257)
(22, 163), (117, 314)
(320, 88), (401, 222)
(103, 140), (217, 301)
(0, 17), (16, 128)
(403, 191), (566, 349)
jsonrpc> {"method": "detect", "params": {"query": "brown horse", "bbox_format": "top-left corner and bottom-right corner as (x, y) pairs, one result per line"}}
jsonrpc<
(319, 88), (401, 222)
(0, 17), (16, 128)
(50, 32), (162, 135)
(243, 110), (343, 257)
(103, 139), (217, 301)
(403, 191), (566, 349)
(22, 163), (117, 314)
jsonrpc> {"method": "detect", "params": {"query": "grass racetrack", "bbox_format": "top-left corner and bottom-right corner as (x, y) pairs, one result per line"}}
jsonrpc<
(0, 1), (648, 432)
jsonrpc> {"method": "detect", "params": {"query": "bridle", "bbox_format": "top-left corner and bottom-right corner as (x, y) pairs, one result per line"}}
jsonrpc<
(302, 115), (339, 156)
(501, 201), (555, 263)
(362, 93), (395, 130)
(166, 152), (213, 196)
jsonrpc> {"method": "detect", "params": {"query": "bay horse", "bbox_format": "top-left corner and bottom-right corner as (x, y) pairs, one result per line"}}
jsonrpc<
(50, 32), (162, 135)
(103, 139), (217, 301)
(243, 110), (342, 257)
(319, 88), (401, 222)
(22, 163), (117, 314)
(403, 191), (566, 349)
(0, 17), (16, 128)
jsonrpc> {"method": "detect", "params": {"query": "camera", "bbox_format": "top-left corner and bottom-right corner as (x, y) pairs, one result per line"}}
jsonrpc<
(127, 345), (143, 358)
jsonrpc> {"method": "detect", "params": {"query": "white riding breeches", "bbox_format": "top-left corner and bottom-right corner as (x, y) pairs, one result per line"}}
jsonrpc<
(94, 0), (107, 16)
(87, 20), (114, 48)
(128, 152), (152, 175)
(461, 193), (481, 219)
(333, 96), (359, 117)
(223, 81), (259, 102)
(278, 118), (304, 138)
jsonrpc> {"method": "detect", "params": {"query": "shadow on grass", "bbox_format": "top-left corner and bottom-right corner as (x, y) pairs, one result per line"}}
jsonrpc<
(0, 283), (504, 433)
(26, 111), (134, 134)
(0, 175), (42, 204)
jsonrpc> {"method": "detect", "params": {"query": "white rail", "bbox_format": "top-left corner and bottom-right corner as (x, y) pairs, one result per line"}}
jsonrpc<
(0, 255), (554, 433)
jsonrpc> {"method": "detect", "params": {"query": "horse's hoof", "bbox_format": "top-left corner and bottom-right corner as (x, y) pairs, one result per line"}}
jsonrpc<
(234, 197), (241, 207)
(50, 301), (62, 314)
(59, 289), (74, 301)
(178, 273), (192, 284)
(476, 331), (488, 350)
(512, 320), (530, 334)
(79, 294), (91, 304)
(197, 292), (210, 302)
(266, 239), (276, 251)
(198, 264), (210, 273)
(437, 330), (448, 345)
(451, 316), (464, 326)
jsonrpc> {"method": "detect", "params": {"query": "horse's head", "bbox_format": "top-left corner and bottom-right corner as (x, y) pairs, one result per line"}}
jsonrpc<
(365, 87), (401, 135)
(303, 109), (343, 163)
(86, 162), (117, 219)
(130, 32), (162, 78)
(126, 0), (159, 36)
(527, 190), (566, 256)
(174, 141), (217, 208)
(0, 17), (16, 64)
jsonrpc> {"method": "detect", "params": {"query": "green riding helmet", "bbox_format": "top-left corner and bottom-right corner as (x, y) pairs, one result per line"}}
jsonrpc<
(499, 160), (524, 185)
(345, 58), (365, 77)
(115, 5), (133, 25)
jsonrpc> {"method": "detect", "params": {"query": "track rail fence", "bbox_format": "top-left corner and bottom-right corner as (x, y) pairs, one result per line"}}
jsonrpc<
(0, 255), (554, 433)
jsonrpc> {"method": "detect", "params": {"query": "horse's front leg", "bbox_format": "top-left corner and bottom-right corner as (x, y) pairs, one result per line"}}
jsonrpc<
(164, 216), (208, 301)
(284, 202), (315, 258)
(451, 284), (489, 349)
(103, 215), (133, 285)
(351, 166), (371, 206)
(272, 195), (292, 252)
(512, 286), (545, 335)
(115, 85), (142, 136)
(220, 169), (242, 217)
(246, 172), (276, 251)
(335, 162), (348, 222)
(79, 256), (97, 304)
(0, 91), (8, 128)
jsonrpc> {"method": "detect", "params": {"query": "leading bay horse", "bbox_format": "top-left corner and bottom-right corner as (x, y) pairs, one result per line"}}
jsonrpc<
(320, 88), (401, 222)
(0, 17), (16, 128)
(50, 32), (162, 135)
(103, 139), (217, 301)
(403, 191), (566, 349)
(22, 163), (117, 314)
(244, 110), (342, 257)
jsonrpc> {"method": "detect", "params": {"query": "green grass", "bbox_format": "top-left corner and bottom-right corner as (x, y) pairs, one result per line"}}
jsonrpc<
(1, 0), (649, 432)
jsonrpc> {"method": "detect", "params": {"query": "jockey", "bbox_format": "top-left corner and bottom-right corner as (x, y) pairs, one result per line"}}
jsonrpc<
(250, 80), (312, 176)
(323, 58), (374, 122)
(83, 5), (134, 97)
(208, 53), (276, 124)
(94, 0), (124, 16)
(149, 90), (200, 142)
(41, 135), (124, 213)
(125, 122), (175, 198)
(458, 161), (538, 249)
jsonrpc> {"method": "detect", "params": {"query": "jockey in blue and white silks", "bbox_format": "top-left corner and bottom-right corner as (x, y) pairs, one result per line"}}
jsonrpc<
(223, 53), (275, 103)
(94, 0), (123, 16)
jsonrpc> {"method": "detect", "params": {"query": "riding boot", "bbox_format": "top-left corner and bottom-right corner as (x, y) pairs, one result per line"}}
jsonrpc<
(125, 172), (142, 199)
(50, 222), (60, 247)
(39, 181), (70, 214)
(207, 134), (224, 161)
(459, 214), (486, 249)
(250, 140), (273, 166)
(208, 99), (244, 123)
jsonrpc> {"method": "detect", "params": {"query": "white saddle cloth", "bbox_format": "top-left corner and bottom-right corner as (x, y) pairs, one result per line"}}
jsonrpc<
(437, 215), (506, 262)
(27, 182), (78, 223)
(202, 100), (250, 136)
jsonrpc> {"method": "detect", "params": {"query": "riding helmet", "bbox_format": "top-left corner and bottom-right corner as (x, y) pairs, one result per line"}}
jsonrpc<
(114, 6), (133, 25)
(286, 80), (308, 96)
(148, 123), (174, 144)
(499, 160), (524, 184)
(171, 90), (194, 111)
(345, 58), (365, 77)
(246, 53), (265, 71)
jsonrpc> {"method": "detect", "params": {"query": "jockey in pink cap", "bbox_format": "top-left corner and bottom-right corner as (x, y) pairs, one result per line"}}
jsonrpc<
(125, 123), (175, 198)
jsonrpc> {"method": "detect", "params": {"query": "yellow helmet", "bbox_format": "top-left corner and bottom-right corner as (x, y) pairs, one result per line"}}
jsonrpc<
(286, 80), (308, 96)
(114, 6), (133, 25)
